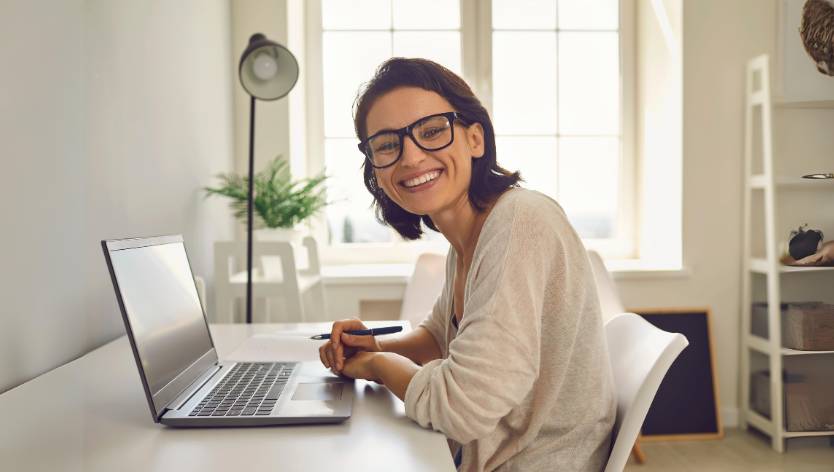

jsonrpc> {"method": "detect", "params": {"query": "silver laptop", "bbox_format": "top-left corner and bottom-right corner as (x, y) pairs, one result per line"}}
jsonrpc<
(101, 234), (352, 427)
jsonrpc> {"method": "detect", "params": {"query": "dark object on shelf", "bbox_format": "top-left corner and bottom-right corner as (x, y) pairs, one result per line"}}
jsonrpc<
(750, 356), (834, 432)
(800, 0), (834, 76)
(782, 240), (834, 266)
(802, 172), (834, 179)
(751, 302), (834, 350)
(632, 308), (723, 441)
(789, 224), (823, 259)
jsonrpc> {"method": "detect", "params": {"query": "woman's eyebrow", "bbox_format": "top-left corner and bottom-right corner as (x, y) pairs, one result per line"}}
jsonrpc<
(369, 125), (400, 135)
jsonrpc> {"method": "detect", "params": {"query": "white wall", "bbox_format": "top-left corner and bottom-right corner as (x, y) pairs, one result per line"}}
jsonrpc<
(0, 0), (234, 393)
(621, 0), (834, 426)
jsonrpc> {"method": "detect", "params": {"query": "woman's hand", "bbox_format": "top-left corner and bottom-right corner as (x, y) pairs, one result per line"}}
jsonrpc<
(340, 351), (381, 382)
(318, 318), (383, 373)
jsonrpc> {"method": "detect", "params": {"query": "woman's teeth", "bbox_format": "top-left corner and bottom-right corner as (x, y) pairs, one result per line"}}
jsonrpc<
(403, 170), (441, 188)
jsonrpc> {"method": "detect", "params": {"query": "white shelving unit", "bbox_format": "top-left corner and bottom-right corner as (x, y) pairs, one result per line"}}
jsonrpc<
(739, 54), (834, 452)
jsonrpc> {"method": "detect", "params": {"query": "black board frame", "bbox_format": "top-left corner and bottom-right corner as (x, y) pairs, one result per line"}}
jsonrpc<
(629, 307), (724, 441)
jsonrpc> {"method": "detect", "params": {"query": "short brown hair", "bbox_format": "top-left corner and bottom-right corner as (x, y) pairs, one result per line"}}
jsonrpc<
(353, 58), (521, 240)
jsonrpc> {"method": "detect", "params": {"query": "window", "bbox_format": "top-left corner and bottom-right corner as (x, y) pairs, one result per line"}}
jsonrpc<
(310, 0), (635, 261)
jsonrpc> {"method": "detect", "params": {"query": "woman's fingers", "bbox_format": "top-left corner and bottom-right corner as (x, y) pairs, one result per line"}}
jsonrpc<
(319, 341), (342, 373)
(327, 349), (336, 372)
(340, 333), (373, 351)
(330, 318), (367, 370)
(320, 318), (374, 372)
(319, 343), (329, 368)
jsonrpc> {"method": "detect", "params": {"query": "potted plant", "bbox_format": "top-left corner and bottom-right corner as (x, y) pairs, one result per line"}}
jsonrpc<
(204, 155), (329, 242)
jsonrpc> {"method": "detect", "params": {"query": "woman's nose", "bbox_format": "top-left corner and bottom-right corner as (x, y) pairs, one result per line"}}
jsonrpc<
(399, 135), (426, 167)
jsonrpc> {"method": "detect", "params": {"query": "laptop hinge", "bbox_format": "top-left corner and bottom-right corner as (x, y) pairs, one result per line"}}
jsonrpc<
(170, 363), (224, 411)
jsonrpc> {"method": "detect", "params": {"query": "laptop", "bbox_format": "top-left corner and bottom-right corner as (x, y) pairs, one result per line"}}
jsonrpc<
(101, 234), (352, 427)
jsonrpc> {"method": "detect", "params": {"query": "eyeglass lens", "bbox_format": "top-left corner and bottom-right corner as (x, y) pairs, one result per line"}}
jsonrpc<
(368, 114), (453, 167)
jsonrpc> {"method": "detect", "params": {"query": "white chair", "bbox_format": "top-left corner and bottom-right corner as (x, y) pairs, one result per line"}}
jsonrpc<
(194, 275), (206, 311)
(587, 249), (625, 323)
(603, 313), (689, 472)
(213, 236), (326, 323)
(399, 252), (447, 329)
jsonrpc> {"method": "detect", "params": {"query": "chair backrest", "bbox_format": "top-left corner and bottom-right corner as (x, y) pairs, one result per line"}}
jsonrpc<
(213, 237), (324, 323)
(587, 249), (625, 323)
(603, 313), (688, 472)
(399, 252), (447, 328)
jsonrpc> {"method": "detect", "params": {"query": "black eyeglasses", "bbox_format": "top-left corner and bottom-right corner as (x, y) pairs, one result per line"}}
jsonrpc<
(358, 112), (464, 169)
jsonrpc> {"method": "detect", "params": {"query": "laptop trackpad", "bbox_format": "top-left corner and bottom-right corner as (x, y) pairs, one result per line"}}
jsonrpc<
(292, 383), (343, 401)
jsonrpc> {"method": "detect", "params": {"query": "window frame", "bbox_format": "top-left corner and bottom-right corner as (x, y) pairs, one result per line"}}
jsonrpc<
(305, 0), (637, 264)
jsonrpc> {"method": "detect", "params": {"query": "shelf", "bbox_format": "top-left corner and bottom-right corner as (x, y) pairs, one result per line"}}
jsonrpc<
(748, 408), (834, 438)
(747, 409), (775, 435)
(749, 258), (834, 274)
(741, 55), (834, 453)
(748, 174), (834, 189)
(747, 335), (771, 355)
(781, 347), (834, 356)
(747, 334), (834, 356)
(774, 100), (834, 109)
(749, 175), (768, 189)
(783, 429), (834, 438)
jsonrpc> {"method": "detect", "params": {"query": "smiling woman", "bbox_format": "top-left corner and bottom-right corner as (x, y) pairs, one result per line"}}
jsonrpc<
(318, 58), (616, 472)
(354, 59), (521, 241)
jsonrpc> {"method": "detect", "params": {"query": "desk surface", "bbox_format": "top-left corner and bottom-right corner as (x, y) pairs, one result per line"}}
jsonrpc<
(0, 321), (454, 472)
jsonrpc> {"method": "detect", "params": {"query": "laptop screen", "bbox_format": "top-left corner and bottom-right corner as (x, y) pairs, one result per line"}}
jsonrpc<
(108, 240), (214, 396)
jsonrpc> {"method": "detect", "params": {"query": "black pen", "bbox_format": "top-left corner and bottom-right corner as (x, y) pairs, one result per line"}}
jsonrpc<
(310, 325), (403, 340)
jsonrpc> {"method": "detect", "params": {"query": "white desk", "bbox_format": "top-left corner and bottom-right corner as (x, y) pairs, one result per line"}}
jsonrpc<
(0, 321), (455, 472)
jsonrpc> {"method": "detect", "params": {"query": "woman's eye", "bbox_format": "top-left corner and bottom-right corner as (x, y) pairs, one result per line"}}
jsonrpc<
(374, 141), (399, 153)
(421, 127), (444, 139)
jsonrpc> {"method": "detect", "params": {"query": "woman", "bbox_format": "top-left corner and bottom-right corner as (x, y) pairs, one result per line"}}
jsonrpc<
(319, 58), (615, 471)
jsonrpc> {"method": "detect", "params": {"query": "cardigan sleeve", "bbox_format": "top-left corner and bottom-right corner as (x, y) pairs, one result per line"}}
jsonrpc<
(415, 249), (454, 358)
(404, 201), (564, 444)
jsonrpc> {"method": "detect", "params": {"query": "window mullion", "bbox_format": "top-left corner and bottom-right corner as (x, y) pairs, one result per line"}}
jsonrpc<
(461, 0), (492, 116)
(305, 0), (329, 245)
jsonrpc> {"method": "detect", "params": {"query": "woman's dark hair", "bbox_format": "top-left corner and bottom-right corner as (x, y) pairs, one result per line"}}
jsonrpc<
(353, 57), (521, 240)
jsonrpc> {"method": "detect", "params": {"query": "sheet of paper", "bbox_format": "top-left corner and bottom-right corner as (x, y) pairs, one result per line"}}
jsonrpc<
(226, 333), (323, 362)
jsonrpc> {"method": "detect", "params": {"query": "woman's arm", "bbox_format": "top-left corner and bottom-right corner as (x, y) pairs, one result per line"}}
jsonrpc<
(371, 352), (421, 400)
(378, 326), (442, 366)
(321, 320), (443, 372)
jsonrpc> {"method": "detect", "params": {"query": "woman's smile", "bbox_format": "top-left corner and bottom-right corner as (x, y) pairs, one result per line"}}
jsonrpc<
(400, 168), (444, 192)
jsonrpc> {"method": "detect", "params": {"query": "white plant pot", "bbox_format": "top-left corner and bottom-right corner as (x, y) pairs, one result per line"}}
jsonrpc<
(253, 227), (308, 279)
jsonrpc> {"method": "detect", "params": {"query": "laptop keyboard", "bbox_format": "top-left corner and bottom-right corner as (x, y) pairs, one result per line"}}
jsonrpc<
(188, 362), (296, 417)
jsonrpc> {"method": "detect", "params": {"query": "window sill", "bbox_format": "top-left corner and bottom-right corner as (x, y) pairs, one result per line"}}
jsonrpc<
(321, 264), (414, 285)
(605, 259), (691, 279)
(321, 259), (690, 285)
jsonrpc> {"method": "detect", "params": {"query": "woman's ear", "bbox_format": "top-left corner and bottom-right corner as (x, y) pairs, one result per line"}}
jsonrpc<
(466, 123), (485, 159)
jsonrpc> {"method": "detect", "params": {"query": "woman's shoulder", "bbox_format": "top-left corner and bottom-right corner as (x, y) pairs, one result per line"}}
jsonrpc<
(488, 187), (571, 232)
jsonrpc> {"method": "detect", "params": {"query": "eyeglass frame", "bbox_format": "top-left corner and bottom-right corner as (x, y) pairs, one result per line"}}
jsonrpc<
(358, 111), (467, 169)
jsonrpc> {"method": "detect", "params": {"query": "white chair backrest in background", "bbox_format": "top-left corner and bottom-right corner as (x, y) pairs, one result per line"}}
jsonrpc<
(603, 313), (688, 472)
(587, 249), (625, 323)
(213, 236), (326, 323)
(399, 252), (447, 329)
(194, 275), (206, 311)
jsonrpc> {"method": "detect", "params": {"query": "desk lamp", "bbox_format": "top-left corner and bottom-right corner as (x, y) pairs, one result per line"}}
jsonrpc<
(238, 33), (299, 324)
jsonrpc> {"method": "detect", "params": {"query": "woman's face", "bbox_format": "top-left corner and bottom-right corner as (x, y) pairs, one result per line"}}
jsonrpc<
(365, 87), (485, 218)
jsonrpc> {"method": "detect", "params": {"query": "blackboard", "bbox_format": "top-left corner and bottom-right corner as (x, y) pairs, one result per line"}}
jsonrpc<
(631, 308), (724, 441)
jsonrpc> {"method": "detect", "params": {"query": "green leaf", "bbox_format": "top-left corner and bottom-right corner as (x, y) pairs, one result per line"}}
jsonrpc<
(204, 155), (331, 229)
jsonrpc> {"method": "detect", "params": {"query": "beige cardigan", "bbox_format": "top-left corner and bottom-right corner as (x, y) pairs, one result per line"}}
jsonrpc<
(404, 188), (616, 471)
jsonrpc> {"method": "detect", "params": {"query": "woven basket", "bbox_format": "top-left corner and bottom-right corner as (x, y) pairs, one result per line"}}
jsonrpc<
(801, 0), (834, 75)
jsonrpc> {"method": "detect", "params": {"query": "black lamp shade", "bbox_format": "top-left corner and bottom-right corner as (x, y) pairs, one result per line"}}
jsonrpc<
(238, 33), (299, 100)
